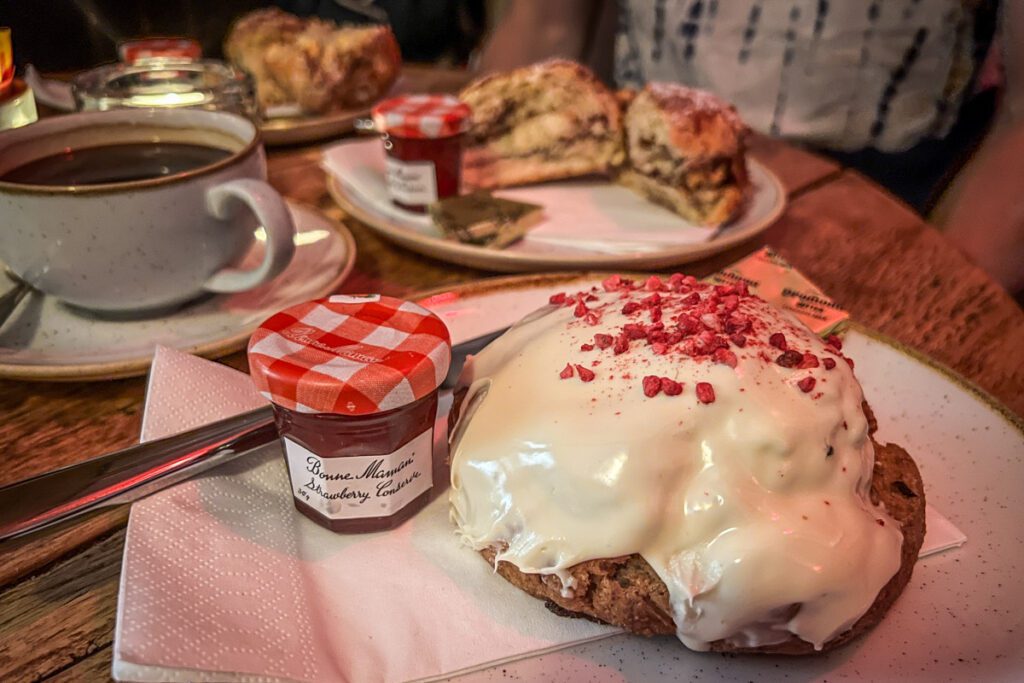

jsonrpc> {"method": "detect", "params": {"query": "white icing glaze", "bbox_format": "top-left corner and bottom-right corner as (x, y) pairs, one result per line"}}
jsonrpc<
(449, 276), (903, 651)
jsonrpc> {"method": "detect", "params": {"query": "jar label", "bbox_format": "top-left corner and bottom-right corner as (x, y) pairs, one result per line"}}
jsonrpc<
(328, 294), (381, 304)
(384, 157), (438, 205)
(283, 429), (433, 520)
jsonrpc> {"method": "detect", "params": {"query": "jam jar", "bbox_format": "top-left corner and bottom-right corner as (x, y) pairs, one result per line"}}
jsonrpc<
(248, 294), (451, 533)
(371, 94), (471, 212)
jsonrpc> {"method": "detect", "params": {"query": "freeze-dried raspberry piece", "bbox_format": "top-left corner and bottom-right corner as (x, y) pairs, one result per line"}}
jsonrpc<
(576, 365), (596, 382)
(696, 382), (716, 404)
(660, 377), (683, 395)
(713, 348), (738, 368)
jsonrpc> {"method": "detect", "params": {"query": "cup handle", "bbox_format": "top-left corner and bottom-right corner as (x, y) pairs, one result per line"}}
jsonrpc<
(202, 179), (296, 293)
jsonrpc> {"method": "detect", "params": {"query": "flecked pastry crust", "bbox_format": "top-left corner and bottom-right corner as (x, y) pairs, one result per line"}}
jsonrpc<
(619, 83), (751, 227)
(224, 8), (306, 108)
(474, 402), (926, 654)
(459, 60), (625, 189)
(458, 63), (748, 226)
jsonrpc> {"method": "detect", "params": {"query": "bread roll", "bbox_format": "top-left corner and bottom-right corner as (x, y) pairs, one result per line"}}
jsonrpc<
(225, 8), (400, 114)
(619, 83), (750, 227)
(459, 60), (624, 189)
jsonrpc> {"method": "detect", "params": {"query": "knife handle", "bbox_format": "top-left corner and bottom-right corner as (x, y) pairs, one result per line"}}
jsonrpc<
(0, 326), (507, 543)
(0, 406), (277, 542)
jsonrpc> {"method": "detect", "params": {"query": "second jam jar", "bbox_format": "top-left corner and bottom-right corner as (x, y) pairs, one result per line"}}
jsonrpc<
(371, 93), (471, 212)
(247, 294), (451, 533)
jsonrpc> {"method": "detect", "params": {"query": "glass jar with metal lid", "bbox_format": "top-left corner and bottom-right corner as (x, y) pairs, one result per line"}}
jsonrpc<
(72, 59), (259, 120)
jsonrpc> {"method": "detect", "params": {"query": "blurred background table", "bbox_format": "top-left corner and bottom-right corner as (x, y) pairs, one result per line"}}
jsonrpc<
(1, 66), (1022, 682)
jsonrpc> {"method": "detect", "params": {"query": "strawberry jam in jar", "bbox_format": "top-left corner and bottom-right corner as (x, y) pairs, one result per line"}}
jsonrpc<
(371, 94), (471, 213)
(248, 294), (451, 533)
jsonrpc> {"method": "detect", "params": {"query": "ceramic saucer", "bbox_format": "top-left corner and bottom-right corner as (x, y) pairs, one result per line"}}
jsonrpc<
(0, 201), (356, 381)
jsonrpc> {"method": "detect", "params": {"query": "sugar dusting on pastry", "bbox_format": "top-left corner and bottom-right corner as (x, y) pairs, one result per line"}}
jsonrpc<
(448, 274), (903, 651)
(620, 82), (749, 226)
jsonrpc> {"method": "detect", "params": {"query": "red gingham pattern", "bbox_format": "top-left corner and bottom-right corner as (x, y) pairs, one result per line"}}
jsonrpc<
(247, 295), (450, 415)
(371, 94), (471, 139)
(118, 38), (202, 64)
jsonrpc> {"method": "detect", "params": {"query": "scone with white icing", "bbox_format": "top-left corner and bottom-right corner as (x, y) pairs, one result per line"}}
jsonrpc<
(448, 274), (925, 654)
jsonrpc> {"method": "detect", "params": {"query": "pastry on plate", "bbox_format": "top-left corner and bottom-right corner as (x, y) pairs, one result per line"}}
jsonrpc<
(225, 8), (400, 114)
(223, 8), (306, 108)
(448, 274), (925, 654)
(459, 59), (624, 189)
(458, 59), (748, 226)
(619, 83), (750, 227)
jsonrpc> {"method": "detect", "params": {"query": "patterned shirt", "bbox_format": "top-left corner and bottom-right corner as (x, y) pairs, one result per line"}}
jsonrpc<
(615, 0), (978, 152)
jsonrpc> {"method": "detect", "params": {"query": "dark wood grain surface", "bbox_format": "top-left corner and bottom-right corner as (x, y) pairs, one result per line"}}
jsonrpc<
(1, 71), (1022, 682)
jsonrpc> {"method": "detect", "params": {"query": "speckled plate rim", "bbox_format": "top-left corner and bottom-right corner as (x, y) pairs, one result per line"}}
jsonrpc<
(0, 202), (357, 382)
(260, 108), (367, 147)
(327, 158), (786, 273)
(258, 70), (429, 147)
(414, 271), (1024, 434)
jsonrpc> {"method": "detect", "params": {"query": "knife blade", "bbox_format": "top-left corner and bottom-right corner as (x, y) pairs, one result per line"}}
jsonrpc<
(0, 327), (507, 542)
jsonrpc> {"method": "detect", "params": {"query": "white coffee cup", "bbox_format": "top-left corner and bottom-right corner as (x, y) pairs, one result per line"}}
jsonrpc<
(0, 108), (295, 313)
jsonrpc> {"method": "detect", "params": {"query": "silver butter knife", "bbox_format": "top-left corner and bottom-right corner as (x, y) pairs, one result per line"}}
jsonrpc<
(0, 328), (506, 542)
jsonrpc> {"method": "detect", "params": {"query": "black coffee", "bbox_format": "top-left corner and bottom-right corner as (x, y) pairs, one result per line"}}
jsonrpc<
(0, 142), (233, 186)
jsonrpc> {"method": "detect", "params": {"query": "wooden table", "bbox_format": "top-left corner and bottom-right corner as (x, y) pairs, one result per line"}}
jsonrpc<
(2, 77), (1023, 682)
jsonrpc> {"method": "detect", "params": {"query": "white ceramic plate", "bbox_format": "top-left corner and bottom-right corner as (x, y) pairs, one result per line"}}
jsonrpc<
(260, 71), (433, 146)
(0, 202), (356, 381)
(327, 159), (785, 273)
(111, 273), (1022, 682)
(414, 273), (1024, 683)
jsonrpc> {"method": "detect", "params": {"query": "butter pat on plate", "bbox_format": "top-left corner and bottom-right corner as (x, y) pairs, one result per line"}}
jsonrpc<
(430, 191), (543, 248)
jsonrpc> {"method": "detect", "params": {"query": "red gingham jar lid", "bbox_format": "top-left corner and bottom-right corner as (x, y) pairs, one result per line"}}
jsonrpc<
(118, 38), (202, 64)
(247, 295), (451, 415)
(371, 94), (471, 139)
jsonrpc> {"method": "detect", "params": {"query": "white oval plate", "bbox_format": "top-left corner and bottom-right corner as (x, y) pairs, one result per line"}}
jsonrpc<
(110, 273), (1022, 682)
(416, 273), (1023, 683)
(328, 159), (786, 273)
(260, 71), (425, 147)
(0, 202), (356, 381)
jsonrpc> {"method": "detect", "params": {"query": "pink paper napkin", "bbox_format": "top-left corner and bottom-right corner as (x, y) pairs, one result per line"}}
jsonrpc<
(113, 346), (616, 683)
(113, 346), (965, 682)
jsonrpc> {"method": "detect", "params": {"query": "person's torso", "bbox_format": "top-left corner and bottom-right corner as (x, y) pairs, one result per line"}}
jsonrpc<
(615, 0), (978, 152)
